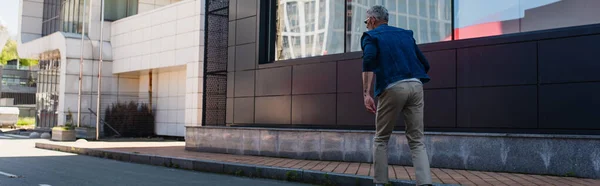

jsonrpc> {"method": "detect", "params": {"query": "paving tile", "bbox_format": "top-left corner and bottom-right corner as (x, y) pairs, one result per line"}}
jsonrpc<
(309, 161), (331, 171)
(332, 162), (350, 174)
(300, 161), (320, 170)
(263, 158), (286, 166)
(388, 166), (396, 180)
(394, 165), (411, 181)
(289, 160), (311, 169)
(431, 168), (454, 184)
(515, 174), (552, 186)
(541, 175), (576, 186)
(344, 162), (360, 175)
(405, 166), (417, 180)
(321, 161), (341, 172)
(273, 159), (292, 167)
(357, 163), (371, 176)
(565, 177), (600, 186)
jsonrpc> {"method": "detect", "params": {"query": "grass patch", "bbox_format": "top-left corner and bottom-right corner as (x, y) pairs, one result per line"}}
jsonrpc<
(16, 117), (35, 126)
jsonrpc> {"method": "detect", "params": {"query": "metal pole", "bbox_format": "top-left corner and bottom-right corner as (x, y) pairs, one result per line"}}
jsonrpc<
(78, 0), (87, 128)
(96, 0), (105, 141)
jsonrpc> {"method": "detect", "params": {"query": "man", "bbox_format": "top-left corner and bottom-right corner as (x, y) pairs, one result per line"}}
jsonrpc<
(361, 5), (432, 186)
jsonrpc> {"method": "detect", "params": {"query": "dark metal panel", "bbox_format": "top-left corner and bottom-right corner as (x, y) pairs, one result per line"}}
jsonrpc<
(423, 50), (456, 89)
(235, 43), (256, 71)
(255, 96), (291, 124)
(226, 98), (233, 124)
(236, 0), (256, 19)
(292, 94), (336, 125)
(457, 86), (538, 128)
(424, 89), (456, 128)
(457, 42), (537, 87)
(337, 59), (362, 93)
(292, 62), (337, 94)
(233, 70), (254, 97)
(336, 93), (375, 126)
(229, 0), (237, 21)
(228, 21), (236, 47)
(539, 34), (600, 84)
(227, 72), (234, 98)
(233, 97), (254, 124)
(235, 16), (257, 45)
(539, 83), (600, 129)
(227, 46), (235, 72)
(255, 66), (292, 96)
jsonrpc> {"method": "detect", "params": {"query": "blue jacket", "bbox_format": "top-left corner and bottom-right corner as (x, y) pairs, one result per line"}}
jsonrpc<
(361, 24), (430, 97)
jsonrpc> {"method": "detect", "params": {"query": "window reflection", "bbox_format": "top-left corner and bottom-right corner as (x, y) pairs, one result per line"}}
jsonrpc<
(346, 0), (452, 52)
(454, 0), (600, 40)
(104, 0), (139, 21)
(275, 0), (345, 61)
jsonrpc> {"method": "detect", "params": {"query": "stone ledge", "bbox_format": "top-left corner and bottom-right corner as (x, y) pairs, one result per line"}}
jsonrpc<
(186, 127), (600, 179)
(34, 142), (454, 186)
(188, 126), (600, 140)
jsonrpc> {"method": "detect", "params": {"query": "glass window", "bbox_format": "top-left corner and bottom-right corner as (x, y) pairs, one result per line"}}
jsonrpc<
(42, 0), (63, 36)
(275, 0), (345, 61)
(398, 0), (407, 13)
(347, 0), (452, 52)
(429, 0), (438, 19)
(453, 0), (520, 40)
(387, 0), (396, 12)
(407, 0), (417, 16)
(104, 0), (138, 21)
(56, 0), (90, 35)
(418, 0), (427, 17)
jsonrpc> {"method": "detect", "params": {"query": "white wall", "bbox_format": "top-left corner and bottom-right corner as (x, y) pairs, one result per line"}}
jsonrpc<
(139, 68), (186, 136)
(139, 0), (185, 13)
(18, 0), (44, 43)
(111, 0), (203, 73)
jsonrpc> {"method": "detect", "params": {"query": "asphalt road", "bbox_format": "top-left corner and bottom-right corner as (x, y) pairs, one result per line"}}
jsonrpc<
(0, 134), (313, 186)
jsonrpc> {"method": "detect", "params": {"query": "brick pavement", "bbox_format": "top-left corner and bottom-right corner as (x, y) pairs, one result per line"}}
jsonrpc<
(39, 141), (600, 186)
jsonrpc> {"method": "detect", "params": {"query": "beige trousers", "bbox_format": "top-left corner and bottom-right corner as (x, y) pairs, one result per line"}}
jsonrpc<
(373, 81), (432, 185)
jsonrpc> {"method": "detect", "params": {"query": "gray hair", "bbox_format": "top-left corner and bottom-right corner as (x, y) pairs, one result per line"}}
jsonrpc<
(366, 5), (389, 22)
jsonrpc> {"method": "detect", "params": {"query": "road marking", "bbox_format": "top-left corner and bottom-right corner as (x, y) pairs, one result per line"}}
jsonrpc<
(0, 135), (11, 139)
(0, 171), (18, 178)
(40, 184), (52, 186)
(4, 134), (29, 139)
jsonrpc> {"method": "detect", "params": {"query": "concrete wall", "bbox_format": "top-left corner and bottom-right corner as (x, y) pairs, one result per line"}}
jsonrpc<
(18, 0), (44, 43)
(111, 0), (204, 136)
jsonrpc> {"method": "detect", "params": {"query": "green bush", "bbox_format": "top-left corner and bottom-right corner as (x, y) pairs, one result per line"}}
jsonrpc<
(16, 117), (35, 126)
(104, 101), (155, 137)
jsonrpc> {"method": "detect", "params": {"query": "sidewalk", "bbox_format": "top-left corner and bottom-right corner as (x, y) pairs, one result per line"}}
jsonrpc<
(35, 140), (600, 186)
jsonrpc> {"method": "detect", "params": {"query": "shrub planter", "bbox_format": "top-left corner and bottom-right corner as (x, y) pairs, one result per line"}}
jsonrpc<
(76, 127), (96, 140)
(52, 127), (76, 141)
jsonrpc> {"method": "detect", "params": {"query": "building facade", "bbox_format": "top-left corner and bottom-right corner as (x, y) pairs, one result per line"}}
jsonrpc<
(17, 0), (204, 136)
(219, 0), (600, 133)
(189, 0), (600, 179)
(16, 0), (600, 179)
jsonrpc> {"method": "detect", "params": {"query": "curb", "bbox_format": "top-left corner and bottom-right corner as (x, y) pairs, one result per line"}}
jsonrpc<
(35, 142), (455, 186)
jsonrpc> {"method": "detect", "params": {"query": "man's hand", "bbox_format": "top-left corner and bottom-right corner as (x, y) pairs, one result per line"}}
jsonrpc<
(364, 95), (376, 114)
(362, 72), (375, 114)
